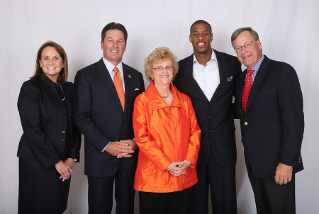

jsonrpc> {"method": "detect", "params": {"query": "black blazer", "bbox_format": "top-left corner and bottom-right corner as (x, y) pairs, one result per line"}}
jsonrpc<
(235, 56), (304, 178)
(73, 58), (145, 177)
(173, 49), (242, 168)
(17, 76), (81, 169)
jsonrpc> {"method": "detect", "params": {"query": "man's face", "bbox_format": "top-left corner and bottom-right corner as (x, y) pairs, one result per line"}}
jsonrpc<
(101, 29), (126, 66)
(189, 23), (213, 54)
(232, 31), (262, 69)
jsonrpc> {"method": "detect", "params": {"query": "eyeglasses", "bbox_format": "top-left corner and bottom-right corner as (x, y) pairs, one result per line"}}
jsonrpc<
(152, 65), (173, 72)
(234, 41), (255, 53)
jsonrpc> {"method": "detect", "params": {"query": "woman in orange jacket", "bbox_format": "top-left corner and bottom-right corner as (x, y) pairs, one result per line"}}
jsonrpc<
(133, 47), (201, 214)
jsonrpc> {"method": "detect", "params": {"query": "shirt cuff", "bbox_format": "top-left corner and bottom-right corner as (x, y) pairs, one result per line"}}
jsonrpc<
(101, 142), (112, 153)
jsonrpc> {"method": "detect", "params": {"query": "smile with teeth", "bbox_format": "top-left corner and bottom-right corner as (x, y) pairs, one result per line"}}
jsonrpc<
(243, 54), (252, 59)
(47, 67), (57, 69)
(197, 43), (205, 47)
(111, 49), (118, 53)
(160, 75), (169, 78)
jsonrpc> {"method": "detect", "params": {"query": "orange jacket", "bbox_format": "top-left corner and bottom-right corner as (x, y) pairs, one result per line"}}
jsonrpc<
(133, 81), (201, 193)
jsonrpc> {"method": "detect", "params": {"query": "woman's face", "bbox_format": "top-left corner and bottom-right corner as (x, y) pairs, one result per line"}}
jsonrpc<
(151, 59), (174, 87)
(39, 46), (64, 83)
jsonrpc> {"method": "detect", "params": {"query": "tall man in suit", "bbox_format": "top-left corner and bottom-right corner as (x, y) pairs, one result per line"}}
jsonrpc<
(231, 27), (304, 214)
(173, 20), (242, 214)
(73, 22), (145, 214)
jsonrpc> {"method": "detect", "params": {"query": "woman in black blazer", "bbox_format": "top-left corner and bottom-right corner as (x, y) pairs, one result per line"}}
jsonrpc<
(17, 41), (81, 214)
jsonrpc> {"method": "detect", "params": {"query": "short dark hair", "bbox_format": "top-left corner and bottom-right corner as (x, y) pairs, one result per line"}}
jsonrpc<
(101, 22), (128, 43)
(231, 27), (259, 47)
(190, 20), (212, 34)
(31, 41), (68, 83)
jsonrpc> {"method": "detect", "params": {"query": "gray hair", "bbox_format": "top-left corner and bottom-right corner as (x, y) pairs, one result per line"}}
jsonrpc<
(231, 27), (259, 47)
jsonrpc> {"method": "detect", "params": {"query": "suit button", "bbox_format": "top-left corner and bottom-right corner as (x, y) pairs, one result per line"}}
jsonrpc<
(62, 140), (64, 142)
(63, 122), (66, 125)
(62, 131), (65, 134)
(244, 122), (248, 125)
(209, 116), (212, 119)
(209, 130), (212, 133)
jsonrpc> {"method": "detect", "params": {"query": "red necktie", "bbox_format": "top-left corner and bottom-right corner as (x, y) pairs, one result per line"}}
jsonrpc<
(242, 69), (254, 114)
(113, 67), (125, 111)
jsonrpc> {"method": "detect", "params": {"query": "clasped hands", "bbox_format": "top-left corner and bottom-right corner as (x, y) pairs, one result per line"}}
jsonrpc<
(105, 139), (137, 158)
(166, 160), (192, 177)
(55, 158), (75, 182)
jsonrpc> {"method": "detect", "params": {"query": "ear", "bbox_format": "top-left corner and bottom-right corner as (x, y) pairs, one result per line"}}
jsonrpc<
(257, 40), (262, 50)
(210, 33), (213, 42)
(39, 59), (42, 67)
(101, 41), (104, 50)
(189, 34), (193, 43)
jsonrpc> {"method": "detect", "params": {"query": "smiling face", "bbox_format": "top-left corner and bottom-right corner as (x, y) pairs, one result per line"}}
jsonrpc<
(39, 46), (64, 83)
(101, 29), (127, 66)
(189, 23), (213, 55)
(232, 31), (262, 69)
(151, 59), (174, 87)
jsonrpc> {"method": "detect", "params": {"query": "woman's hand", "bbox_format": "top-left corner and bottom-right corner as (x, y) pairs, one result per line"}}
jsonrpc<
(166, 160), (193, 176)
(55, 160), (72, 181)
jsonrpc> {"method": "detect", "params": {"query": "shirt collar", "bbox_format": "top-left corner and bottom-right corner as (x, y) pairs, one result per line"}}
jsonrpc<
(102, 57), (123, 76)
(193, 49), (217, 64)
(250, 55), (265, 72)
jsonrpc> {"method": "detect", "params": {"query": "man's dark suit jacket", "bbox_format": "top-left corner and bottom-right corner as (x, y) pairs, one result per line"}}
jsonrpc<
(73, 58), (145, 177)
(173, 49), (242, 168)
(235, 55), (304, 178)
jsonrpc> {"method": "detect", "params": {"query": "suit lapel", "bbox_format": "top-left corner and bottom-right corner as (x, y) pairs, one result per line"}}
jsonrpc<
(123, 63), (132, 118)
(182, 55), (208, 102)
(96, 58), (123, 112)
(246, 56), (270, 114)
(211, 50), (227, 101)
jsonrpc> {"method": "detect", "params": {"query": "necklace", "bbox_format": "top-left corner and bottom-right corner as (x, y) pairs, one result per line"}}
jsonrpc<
(160, 90), (170, 99)
(59, 83), (66, 101)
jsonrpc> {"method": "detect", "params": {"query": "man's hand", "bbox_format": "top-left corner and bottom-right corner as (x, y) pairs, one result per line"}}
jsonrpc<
(274, 162), (293, 185)
(55, 160), (72, 181)
(116, 140), (137, 158)
(105, 140), (135, 158)
(64, 158), (75, 170)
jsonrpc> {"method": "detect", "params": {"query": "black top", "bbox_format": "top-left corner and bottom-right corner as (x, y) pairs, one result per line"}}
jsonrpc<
(17, 76), (81, 169)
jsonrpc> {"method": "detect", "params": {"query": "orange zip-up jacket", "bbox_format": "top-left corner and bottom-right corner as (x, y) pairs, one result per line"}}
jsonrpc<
(133, 81), (201, 193)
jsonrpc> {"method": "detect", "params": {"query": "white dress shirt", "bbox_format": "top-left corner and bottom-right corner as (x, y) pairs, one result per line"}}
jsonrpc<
(103, 57), (125, 93)
(193, 50), (220, 101)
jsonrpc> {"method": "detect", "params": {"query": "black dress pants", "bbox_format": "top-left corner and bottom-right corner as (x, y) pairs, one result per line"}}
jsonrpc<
(87, 159), (135, 214)
(248, 173), (296, 214)
(139, 186), (192, 214)
(190, 162), (237, 214)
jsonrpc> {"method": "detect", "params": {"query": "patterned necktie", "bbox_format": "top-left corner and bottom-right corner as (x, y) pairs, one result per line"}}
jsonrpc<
(113, 67), (125, 111)
(242, 69), (254, 114)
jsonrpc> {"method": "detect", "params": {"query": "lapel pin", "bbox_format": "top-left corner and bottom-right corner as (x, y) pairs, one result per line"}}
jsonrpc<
(135, 88), (139, 91)
(227, 76), (233, 82)
(128, 75), (132, 78)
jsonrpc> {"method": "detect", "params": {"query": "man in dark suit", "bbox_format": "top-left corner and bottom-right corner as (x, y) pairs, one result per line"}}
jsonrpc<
(73, 22), (145, 214)
(231, 27), (304, 214)
(173, 20), (242, 214)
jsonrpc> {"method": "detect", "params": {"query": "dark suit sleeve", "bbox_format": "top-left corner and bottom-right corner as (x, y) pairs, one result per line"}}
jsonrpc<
(73, 70), (112, 152)
(66, 82), (81, 161)
(18, 82), (61, 169)
(232, 59), (242, 119)
(278, 65), (304, 166)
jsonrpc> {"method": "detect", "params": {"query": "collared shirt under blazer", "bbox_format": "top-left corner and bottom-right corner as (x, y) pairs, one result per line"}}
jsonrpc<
(133, 81), (201, 193)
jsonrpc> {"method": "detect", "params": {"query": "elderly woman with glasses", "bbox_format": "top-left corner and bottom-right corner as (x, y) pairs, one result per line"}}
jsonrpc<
(133, 47), (201, 214)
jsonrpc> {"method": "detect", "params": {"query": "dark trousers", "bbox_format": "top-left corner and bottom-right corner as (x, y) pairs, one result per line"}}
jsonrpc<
(248, 173), (296, 214)
(87, 160), (135, 214)
(190, 162), (237, 214)
(139, 186), (192, 214)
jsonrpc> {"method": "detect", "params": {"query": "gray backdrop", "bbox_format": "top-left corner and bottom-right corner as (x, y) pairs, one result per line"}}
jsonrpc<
(1, 0), (318, 213)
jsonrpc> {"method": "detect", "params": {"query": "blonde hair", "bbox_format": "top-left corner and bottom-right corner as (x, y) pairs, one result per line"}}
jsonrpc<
(144, 47), (179, 82)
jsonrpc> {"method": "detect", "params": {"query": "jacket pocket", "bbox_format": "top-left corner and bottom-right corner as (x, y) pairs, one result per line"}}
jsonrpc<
(264, 135), (282, 144)
(143, 164), (158, 176)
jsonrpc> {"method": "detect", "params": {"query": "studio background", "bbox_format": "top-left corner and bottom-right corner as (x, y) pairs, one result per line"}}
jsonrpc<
(1, 0), (318, 213)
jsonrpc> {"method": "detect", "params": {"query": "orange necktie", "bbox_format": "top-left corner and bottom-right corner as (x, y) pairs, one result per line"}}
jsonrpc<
(113, 67), (125, 111)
